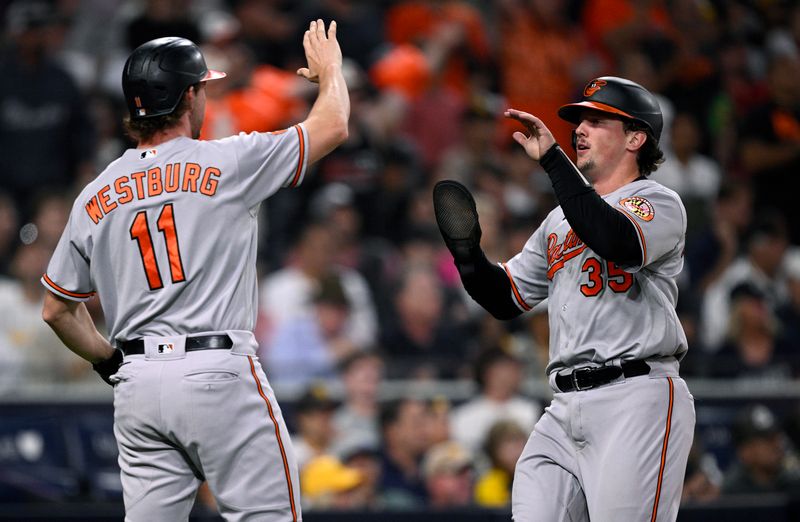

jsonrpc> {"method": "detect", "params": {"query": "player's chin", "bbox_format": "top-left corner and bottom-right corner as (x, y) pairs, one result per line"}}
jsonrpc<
(577, 158), (594, 174)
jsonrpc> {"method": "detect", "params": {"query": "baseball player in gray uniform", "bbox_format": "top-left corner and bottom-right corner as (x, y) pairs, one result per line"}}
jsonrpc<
(41, 21), (348, 521)
(434, 77), (695, 521)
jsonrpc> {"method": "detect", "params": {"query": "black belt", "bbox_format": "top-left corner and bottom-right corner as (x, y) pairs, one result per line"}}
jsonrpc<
(555, 360), (650, 392)
(118, 334), (233, 355)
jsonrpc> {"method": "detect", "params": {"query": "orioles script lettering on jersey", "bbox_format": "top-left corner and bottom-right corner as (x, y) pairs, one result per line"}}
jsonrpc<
(546, 228), (586, 279)
(85, 162), (222, 224)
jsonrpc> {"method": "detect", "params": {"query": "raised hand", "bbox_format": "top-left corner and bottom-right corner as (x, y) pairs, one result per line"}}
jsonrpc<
(504, 108), (557, 161)
(296, 19), (343, 84)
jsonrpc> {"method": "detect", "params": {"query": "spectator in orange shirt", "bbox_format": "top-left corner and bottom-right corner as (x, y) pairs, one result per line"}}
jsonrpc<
(498, 0), (601, 150)
(200, 41), (308, 140)
(581, 0), (678, 68)
(384, 0), (491, 101)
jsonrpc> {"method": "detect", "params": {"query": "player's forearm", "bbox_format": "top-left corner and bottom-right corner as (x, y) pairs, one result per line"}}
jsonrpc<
(457, 249), (523, 320)
(304, 63), (350, 164)
(42, 292), (114, 363)
(540, 145), (642, 267)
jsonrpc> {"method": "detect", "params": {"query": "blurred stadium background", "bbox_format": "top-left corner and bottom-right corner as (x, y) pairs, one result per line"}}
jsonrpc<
(2, 0), (800, 520)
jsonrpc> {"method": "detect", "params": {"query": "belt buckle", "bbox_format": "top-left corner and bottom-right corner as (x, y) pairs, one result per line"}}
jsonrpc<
(571, 367), (593, 391)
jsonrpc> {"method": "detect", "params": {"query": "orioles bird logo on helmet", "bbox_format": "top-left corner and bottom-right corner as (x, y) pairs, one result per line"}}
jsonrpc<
(584, 79), (607, 97)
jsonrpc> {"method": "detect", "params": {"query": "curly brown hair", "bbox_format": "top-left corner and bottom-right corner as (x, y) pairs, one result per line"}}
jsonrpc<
(623, 119), (665, 176)
(123, 85), (195, 143)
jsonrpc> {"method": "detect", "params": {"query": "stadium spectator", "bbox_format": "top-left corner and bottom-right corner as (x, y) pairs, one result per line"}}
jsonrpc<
(722, 404), (800, 495)
(707, 283), (794, 379)
(380, 264), (468, 379)
(290, 383), (339, 471)
(422, 440), (475, 508)
(739, 52), (800, 243)
(685, 182), (753, 293)
(299, 0), (385, 70)
(498, 0), (599, 149)
(124, 0), (201, 51)
(230, 0), (302, 67)
(260, 221), (377, 351)
(301, 454), (365, 510)
(651, 112), (722, 236)
(450, 348), (541, 453)
(266, 273), (357, 387)
(341, 444), (384, 510)
(0, 0), (95, 215)
(700, 212), (793, 352)
(377, 398), (431, 508)
(681, 436), (723, 504)
(474, 420), (528, 508)
(331, 351), (384, 457)
(0, 242), (91, 389)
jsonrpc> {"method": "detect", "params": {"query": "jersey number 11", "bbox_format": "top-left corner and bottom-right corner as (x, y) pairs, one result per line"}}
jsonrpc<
(129, 203), (186, 290)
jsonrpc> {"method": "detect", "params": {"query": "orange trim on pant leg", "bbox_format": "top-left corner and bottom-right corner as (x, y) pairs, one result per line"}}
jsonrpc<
(248, 356), (298, 521)
(650, 377), (674, 522)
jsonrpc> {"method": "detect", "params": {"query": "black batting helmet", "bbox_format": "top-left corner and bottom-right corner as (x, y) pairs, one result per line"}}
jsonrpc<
(122, 37), (225, 120)
(558, 76), (663, 142)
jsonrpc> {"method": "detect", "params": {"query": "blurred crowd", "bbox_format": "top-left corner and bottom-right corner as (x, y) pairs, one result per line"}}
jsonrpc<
(2, 0), (800, 512)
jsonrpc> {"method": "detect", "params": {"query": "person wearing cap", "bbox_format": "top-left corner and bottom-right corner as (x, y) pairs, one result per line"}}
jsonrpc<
(291, 383), (340, 471)
(722, 404), (800, 495)
(422, 440), (475, 508)
(433, 76), (695, 521)
(300, 454), (364, 510)
(708, 282), (794, 379)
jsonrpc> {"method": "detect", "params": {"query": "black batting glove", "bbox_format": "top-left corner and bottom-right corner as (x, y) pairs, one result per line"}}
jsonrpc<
(93, 349), (124, 386)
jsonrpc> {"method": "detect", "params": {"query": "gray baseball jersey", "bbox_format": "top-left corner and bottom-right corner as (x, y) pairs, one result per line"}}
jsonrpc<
(42, 126), (307, 343)
(504, 178), (695, 522)
(42, 127), (308, 521)
(503, 178), (688, 375)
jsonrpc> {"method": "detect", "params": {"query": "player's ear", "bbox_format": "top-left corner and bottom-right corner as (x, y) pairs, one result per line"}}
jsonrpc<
(626, 130), (647, 152)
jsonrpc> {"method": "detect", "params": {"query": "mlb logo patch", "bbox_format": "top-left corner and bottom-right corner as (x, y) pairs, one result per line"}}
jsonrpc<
(157, 343), (174, 354)
(140, 149), (157, 159)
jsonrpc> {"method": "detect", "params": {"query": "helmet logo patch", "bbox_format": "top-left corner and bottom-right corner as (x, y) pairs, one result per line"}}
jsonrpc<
(619, 196), (654, 221)
(584, 79), (607, 97)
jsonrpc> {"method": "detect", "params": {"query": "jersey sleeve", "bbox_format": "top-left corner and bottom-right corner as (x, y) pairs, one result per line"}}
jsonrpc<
(615, 186), (686, 272)
(41, 208), (95, 302)
(224, 124), (309, 208)
(501, 222), (550, 312)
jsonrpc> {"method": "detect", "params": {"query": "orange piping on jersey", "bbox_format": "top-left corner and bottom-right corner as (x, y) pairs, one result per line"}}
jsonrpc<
(617, 208), (647, 266)
(289, 125), (305, 188)
(650, 377), (674, 522)
(501, 263), (532, 311)
(248, 356), (298, 521)
(546, 244), (587, 279)
(42, 273), (95, 299)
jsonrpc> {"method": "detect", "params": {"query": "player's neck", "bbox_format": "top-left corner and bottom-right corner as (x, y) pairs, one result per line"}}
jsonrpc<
(590, 168), (641, 196)
(137, 119), (193, 149)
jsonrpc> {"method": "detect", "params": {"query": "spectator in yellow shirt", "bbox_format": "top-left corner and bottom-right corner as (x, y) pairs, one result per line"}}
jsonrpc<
(474, 420), (528, 507)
